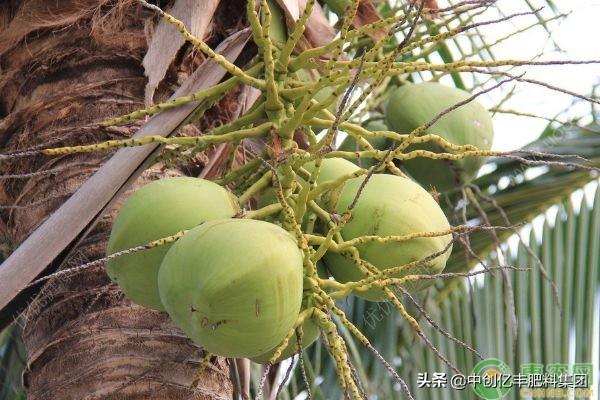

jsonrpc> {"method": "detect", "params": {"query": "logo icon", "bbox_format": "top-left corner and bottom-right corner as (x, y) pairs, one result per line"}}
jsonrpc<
(471, 358), (512, 399)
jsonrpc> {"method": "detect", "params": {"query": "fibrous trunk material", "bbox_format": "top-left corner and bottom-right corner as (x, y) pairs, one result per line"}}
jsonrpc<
(0, 1), (233, 398)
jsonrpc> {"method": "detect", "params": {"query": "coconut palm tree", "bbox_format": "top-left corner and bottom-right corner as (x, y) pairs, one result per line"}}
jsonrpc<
(1, 1), (598, 399)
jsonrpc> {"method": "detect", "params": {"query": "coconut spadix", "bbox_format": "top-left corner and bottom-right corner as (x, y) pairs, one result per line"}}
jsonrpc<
(259, 157), (359, 209)
(338, 119), (391, 169)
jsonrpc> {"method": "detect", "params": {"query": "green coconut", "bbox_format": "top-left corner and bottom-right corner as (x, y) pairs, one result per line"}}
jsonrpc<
(323, 174), (452, 301)
(158, 219), (304, 358)
(385, 82), (494, 192)
(302, 157), (360, 184)
(106, 177), (239, 310)
(338, 120), (391, 168)
(259, 157), (359, 208)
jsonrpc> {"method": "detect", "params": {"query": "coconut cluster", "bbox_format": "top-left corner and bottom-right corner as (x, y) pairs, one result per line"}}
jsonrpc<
(105, 82), (493, 362)
(106, 76), (500, 363)
(106, 169), (452, 361)
(106, 177), (308, 360)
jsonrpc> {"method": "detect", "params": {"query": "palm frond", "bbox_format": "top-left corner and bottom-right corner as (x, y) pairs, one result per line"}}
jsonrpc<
(393, 185), (600, 399)
(446, 121), (600, 273)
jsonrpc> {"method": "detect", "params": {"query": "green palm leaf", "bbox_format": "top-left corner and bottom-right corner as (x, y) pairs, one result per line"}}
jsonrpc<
(446, 121), (600, 273)
(393, 186), (599, 399)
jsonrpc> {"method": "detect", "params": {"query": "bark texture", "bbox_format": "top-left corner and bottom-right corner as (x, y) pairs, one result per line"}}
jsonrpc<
(0, 1), (236, 398)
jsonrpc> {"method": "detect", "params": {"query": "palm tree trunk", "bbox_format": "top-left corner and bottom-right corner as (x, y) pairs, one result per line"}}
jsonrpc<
(0, 1), (233, 398)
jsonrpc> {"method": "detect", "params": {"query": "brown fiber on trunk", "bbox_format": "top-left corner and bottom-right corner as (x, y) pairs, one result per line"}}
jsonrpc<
(0, 1), (235, 398)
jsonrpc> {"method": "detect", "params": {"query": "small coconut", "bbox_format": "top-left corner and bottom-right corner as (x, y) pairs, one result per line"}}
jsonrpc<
(385, 82), (494, 192)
